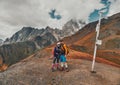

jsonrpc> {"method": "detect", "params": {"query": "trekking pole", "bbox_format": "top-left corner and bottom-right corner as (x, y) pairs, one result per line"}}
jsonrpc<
(91, 11), (103, 73)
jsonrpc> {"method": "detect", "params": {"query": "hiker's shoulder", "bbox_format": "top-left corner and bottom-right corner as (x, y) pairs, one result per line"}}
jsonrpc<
(63, 43), (67, 47)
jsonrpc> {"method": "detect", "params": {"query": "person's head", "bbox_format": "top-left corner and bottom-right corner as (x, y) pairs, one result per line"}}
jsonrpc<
(56, 42), (61, 47)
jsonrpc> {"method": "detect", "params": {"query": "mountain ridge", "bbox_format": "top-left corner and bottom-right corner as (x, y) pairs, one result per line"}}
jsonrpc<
(4, 19), (85, 44)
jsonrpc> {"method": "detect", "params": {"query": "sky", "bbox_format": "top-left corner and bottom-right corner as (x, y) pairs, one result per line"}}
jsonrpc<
(0, 0), (120, 40)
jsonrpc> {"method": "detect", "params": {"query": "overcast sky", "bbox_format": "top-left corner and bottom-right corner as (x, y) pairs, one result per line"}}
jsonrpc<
(0, 0), (120, 40)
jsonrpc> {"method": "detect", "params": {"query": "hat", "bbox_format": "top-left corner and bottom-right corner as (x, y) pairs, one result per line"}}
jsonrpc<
(57, 42), (61, 45)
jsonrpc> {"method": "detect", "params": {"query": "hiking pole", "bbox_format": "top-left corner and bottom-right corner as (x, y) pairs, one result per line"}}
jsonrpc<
(91, 11), (103, 73)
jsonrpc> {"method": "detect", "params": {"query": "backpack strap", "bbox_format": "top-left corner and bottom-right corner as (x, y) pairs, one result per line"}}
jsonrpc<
(63, 44), (69, 55)
(60, 43), (69, 55)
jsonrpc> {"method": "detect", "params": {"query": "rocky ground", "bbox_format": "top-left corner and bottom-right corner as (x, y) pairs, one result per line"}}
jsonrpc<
(0, 55), (120, 85)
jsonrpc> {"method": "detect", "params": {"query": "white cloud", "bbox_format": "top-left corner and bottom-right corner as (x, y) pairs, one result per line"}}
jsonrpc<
(108, 0), (120, 16)
(0, 0), (105, 39)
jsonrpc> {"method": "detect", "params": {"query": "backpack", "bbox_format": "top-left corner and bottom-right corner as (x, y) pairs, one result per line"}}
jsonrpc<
(60, 43), (69, 55)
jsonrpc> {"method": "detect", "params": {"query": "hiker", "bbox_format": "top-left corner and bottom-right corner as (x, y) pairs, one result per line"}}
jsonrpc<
(59, 40), (69, 72)
(51, 42), (61, 72)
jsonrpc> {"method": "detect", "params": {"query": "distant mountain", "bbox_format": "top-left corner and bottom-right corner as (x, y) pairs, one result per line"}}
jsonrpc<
(0, 39), (3, 46)
(62, 19), (86, 37)
(0, 27), (58, 65)
(4, 20), (86, 44)
(4, 26), (59, 44)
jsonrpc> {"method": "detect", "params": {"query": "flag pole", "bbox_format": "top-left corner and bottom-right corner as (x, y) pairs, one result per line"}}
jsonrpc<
(91, 11), (102, 73)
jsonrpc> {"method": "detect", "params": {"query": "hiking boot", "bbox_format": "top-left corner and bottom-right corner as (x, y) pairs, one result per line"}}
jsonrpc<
(56, 64), (60, 70)
(52, 68), (55, 72)
(60, 67), (64, 71)
(65, 68), (69, 72)
(57, 65), (60, 70)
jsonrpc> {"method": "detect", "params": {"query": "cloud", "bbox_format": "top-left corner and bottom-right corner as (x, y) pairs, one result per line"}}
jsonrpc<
(108, 0), (120, 16)
(0, 0), (105, 39)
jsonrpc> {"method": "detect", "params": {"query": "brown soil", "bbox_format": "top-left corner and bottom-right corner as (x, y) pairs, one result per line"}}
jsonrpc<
(0, 54), (120, 85)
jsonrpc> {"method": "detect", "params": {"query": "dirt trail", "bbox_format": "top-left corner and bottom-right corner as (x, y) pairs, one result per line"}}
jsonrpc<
(0, 56), (120, 85)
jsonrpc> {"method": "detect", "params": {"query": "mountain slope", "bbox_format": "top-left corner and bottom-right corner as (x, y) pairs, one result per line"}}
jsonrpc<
(0, 41), (37, 66)
(61, 12), (120, 66)
(0, 32), (57, 67)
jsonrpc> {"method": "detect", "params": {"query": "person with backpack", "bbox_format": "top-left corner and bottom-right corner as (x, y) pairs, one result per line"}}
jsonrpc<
(59, 40), (69, 72)
(51, 42), (61, 72)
